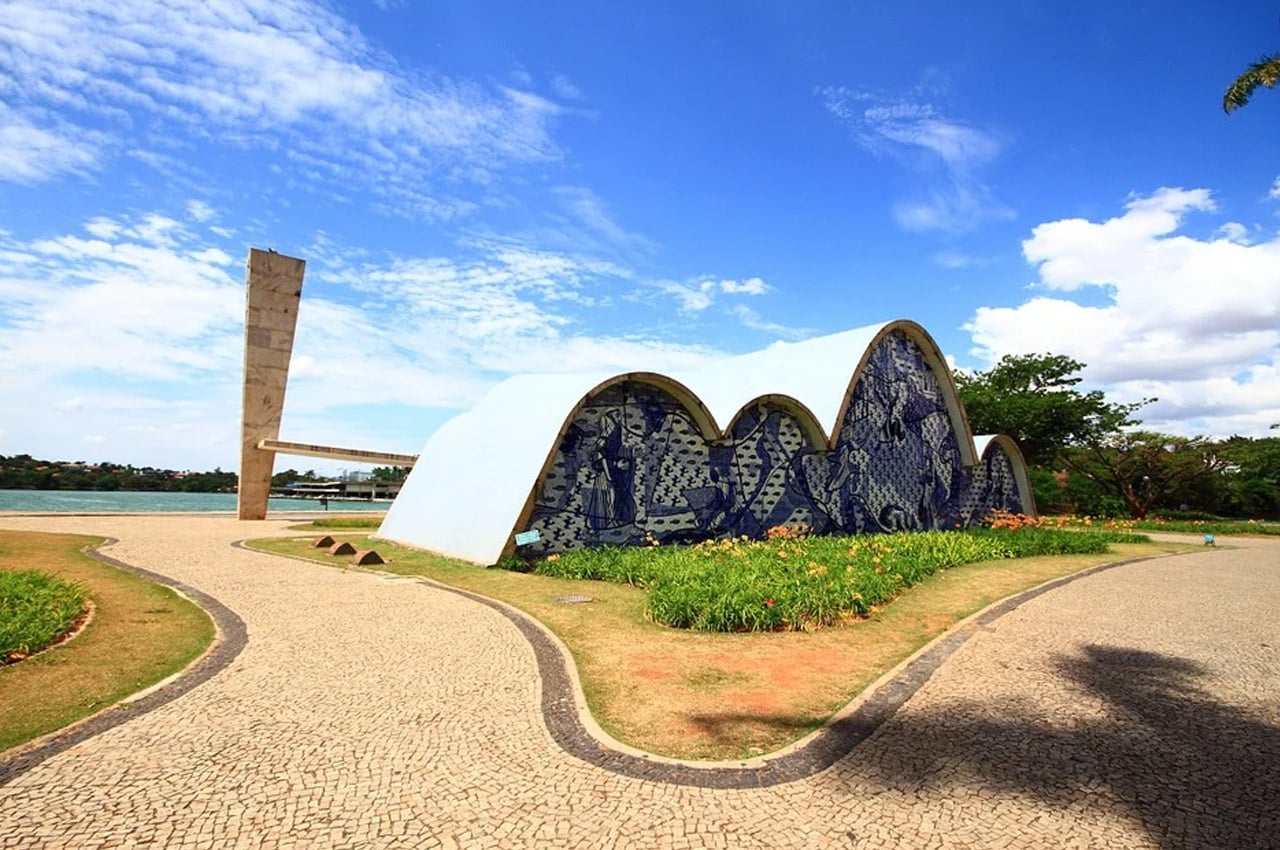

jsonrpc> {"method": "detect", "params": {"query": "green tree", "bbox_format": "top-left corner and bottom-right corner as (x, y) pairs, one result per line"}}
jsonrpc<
(1224, 54), (1280, 113)
(1062, 432), (1226, 519)
(955, 353), (1148, 468)
(1218, 435), (1280, 517)
(271, 468), (303, 487)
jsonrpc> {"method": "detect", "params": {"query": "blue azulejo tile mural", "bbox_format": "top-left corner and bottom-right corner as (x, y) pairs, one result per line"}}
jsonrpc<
(521, 330), (1030, 557)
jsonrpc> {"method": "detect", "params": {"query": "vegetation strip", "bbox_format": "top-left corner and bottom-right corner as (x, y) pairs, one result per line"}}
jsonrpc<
(0, 539), (246, 786)
(509, 526), (1143, 632)
(1055, 516), (1280, 537)
(0, 570), (87, 663)
(243, 536), (1181, 788)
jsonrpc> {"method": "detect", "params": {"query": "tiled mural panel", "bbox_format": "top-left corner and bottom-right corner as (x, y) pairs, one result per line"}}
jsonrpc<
(522, 331), (1027, 556)
(960, 442), (1025, 522)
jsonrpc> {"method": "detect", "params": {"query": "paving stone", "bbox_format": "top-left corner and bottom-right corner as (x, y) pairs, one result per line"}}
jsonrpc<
(0, 516), (1277, 849)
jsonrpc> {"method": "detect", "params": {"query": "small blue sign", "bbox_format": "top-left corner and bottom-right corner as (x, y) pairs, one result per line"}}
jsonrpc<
(514, 529), (541, 546)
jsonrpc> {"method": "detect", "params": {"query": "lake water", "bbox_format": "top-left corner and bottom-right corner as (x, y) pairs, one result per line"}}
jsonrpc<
(0, 490), (388, 513)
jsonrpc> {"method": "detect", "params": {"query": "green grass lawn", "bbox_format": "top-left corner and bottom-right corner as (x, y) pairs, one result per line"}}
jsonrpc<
(0, 531), (215, 754)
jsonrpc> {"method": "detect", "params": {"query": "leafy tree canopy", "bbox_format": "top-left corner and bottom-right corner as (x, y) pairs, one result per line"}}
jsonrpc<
(955, 353), (1148, 468)
(1062, 432), (1226, 520)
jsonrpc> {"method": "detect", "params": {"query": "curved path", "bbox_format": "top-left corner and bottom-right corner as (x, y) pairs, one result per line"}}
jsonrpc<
(0, 516), (1277, 849)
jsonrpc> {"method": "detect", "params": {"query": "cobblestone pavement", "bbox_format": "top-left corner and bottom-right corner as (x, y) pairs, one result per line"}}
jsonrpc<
(1, 515), (1277, 849)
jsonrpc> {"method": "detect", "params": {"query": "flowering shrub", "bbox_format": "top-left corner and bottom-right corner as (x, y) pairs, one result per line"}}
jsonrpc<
(514, 523), (1147, 632)
(765, 524), (811, 541)
(983, 509), (1044, 530)
(1044, 514), (1280, 537)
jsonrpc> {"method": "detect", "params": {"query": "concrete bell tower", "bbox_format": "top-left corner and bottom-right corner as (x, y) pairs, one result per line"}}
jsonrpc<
(237, 249), (306, 520)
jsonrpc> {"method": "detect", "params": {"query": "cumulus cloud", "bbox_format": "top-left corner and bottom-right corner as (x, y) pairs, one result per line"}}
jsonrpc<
(819, 83), (1012, 233)
(965, 186), (1280, 437)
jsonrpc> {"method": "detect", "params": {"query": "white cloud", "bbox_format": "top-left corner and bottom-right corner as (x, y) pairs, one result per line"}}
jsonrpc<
(729, 305), (813, 340)
(654, 279), (716, 313)
(0, 199), (764, 468)
(0, 0), (564, 216)
(552, 186), (651, 253)
(651, 275), (771, 313)
(718, 277), (768, 295)
(0, 105), (100, 183)
(1217, 222), (1251, 244)
(933, 251), (993, 270)
(0, 222), (244, 383)
(819, 84), (1012, 233)
(551, 74), (583, 100)
(1270, 176), (1280, 201)
(186, 200), (216, 223)
(966, 186), (1280, 437)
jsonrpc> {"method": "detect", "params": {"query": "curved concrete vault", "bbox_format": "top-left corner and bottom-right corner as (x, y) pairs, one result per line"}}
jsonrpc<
(378, 320), (1034, 564)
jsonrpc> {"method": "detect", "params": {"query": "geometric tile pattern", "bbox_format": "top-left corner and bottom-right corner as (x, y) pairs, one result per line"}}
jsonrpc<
(523, 331), (1031, 556)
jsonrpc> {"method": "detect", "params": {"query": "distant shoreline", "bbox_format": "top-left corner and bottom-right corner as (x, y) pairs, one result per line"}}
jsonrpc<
(0, 490), (389, 514)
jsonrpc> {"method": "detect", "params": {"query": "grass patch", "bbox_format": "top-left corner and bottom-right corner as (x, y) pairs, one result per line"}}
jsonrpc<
(248, 530), (1183, 760)
(0, 531), (215, 754)
(1, 571), (86, 662)
(290, 515), (384, 531)
(513, 527), (1146, 632)
(1051, 515), (1280, 537)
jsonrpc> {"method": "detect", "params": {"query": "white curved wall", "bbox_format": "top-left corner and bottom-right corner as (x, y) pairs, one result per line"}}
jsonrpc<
(378, 319), (998, 564)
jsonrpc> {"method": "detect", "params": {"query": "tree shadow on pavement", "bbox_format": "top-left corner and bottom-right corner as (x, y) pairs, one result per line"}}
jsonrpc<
(825, 644), (1279, 849)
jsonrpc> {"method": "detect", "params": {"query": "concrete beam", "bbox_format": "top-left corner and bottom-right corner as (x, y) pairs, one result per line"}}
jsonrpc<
(238, 249), (305, 520)
(257, 439), (418, 467)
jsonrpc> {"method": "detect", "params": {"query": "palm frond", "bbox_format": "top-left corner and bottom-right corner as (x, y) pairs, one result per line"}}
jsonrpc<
(1224, 54), (1280, 113)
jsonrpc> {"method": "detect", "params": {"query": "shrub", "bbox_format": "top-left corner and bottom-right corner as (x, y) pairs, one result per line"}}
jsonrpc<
(308, 516), (382, 529)
(512, 523), (1147, 633)
(0, 570), (87, 662)
(1049, 514), (1280, 537)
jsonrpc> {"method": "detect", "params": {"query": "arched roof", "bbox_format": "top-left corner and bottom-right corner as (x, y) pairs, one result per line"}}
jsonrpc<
(378, 319), (981, 564)
(723, 394), (828, 450)
(973, 434), (1036, 516)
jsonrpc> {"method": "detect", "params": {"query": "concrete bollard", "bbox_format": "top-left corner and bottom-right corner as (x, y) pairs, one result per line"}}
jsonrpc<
(328, 540), (357, 556)
(312, 535), (336, 548)
(350, 549), (385, 566)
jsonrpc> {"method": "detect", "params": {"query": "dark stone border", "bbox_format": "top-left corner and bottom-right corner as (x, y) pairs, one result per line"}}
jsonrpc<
(0, 539), (247, 786)
(452, 555), (1166, 787)
(241, 537), (1171, 788)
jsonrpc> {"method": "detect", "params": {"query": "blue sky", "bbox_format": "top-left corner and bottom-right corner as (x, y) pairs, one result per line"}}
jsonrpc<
(2, 0), (1278, 473)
